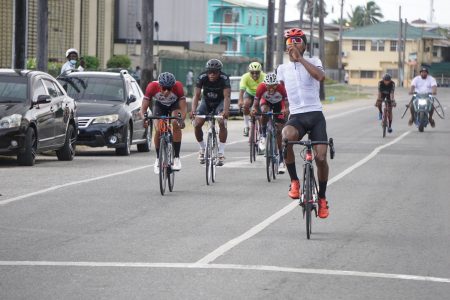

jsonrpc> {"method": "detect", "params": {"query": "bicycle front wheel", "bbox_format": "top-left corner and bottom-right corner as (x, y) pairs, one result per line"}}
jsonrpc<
(382, 111), (387, 138)
(211, 133), (218, 183)
(265, 131), (273, 182)
(250, 120), (256, 163)
(205, 132), (213, 185)
(167, 142), (175, 192)
(304, 165), (313, 239)
(159, 139), (167, 195)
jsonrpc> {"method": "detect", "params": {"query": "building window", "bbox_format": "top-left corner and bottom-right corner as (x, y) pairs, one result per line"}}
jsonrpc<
(223, 9), (239, 24)
(432, 46), (438, 57)
(371, 40), (385, 51)
(248, 12), (252, 25)
(352, 40), (366, 51)
(390, 41), (404, 51)
(361, 70), (375, 78)
(262, 16), (265, 26)
(256, 16), (259, 25)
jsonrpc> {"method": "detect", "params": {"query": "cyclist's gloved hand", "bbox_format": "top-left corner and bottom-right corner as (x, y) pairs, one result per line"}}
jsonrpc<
(178, 119), (185, 129)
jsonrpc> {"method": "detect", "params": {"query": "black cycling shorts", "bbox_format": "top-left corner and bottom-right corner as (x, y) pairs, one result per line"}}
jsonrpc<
(197, 99), (224, 115)
(286, 111), (328, 142)
(153, 101), (180, 116)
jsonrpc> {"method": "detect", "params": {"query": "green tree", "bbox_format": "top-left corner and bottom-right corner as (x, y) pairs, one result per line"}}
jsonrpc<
(348, 1), (383, 27)
(106, 55), (131, 68)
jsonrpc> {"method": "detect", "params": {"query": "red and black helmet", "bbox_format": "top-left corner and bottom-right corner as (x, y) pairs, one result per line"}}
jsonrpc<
(284, 28), (305, 38)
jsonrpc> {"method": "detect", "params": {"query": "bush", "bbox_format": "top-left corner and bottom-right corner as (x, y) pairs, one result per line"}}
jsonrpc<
(83, 56), (100, 70)
(107, 55), (131, 69)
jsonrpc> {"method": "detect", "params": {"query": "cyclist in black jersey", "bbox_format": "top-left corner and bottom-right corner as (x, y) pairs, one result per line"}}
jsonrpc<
(376, 73), (396, 132)
(190, 59), (231, 166)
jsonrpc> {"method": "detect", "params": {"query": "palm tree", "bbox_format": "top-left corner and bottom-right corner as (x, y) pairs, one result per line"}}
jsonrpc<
(297, 0), (328, 28)
(348, 1), (383, 27)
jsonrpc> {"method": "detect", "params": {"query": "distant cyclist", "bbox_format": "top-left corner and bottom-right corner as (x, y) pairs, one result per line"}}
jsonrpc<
(141, 72), (186, 174)
(376, 73), (396, 133)
(277, 27), (330, 219)
(408, 66), (437, 127)
(239, 62), (266, 137)
(190, 59), (230, 166)
(251, 72), (288, 174)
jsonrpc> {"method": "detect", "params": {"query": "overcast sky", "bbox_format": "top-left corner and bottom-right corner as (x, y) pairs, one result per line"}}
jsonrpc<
(279, 0), (450, 25)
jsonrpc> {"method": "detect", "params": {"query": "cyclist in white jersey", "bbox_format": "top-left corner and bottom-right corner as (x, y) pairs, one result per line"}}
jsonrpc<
(408, 66), (438, 127)
(277, 28), (330, 219)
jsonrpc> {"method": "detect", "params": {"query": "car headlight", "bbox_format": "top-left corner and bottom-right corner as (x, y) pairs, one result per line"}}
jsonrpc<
(0, 114), (22, 129)
(92, 114), (119, 124)
(418, 99), (428, 106)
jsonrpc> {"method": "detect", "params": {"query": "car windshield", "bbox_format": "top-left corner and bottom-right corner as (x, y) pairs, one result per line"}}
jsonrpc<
(0, 76), (28, 103)
(60, 76), (124, 101)
(230, 78), (240, 91)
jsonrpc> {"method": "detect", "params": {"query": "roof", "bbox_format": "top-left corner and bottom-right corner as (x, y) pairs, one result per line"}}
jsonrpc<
(342, 21), (445, 40)
(222, 0), (267, 9)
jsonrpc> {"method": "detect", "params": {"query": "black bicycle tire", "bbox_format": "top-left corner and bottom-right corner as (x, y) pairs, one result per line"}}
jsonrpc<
(168, 141), (175, 192)
(272, 126), (278, 180)
(205, 132), (212, 185)
(159, 138), (167, 195)
(211, 132), (217, 183)
(305, 164), (312, 240)
(250, 120), (255, 163)
(382, 108), (387, 138)
(266, 131), (272, 182)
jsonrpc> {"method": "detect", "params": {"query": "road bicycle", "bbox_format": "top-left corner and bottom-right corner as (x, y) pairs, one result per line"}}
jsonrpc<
(283, 137), (335, 239)
(145, 113), (181, 195)
(249, 114), (261, 163)
(381, 97), (394, 138)
(256, 111), (283, 182)
(196, 113), (223, 185)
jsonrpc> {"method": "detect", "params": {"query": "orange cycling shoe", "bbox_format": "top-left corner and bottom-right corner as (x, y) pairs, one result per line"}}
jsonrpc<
(288, 180), (300, 199)
(318, 198), (329, 218)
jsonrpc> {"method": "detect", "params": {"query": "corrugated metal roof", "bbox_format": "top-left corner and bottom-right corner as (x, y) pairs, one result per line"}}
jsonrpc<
(222, 0), (267, 9)
(342, 21), (444, 40)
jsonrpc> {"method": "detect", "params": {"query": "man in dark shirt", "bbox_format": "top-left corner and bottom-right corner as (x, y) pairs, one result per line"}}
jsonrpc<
(191, 59), (231, 166)
(376, 73), (396, 132)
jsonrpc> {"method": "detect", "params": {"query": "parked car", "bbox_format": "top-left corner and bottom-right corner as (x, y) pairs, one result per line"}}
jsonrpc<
(58, 70), (151, 155)
(0, 69), (77, 166)
(229, 76), (242, 117)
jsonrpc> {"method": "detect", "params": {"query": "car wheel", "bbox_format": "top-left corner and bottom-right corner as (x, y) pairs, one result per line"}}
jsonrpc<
(137, 123), (152, 152)
(56, 124), (76, 161)
(116, 125), (131, 156)
(17, 127), (37, 166)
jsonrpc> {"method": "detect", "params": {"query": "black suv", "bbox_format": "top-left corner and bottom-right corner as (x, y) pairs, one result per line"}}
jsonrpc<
(0, 69), (77, 166)
(58, 70), (151, 155)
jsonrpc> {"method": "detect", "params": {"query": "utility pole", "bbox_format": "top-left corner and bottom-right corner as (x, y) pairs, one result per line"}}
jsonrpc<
(37, 0), (48, 72)
(402, 18), (407, 86)
(318, 0), (325, 100)
(397, 6), (403, 87)
(140, 0), (154, 91)
(266, 0), (275, 71)
(276, 0), (286, 67)
(14, 0), (27, 69)
(338, 0), (344, 82)
(309, 0), (316, 58)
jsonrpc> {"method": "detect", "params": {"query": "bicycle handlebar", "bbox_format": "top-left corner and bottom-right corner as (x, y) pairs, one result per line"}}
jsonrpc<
(283, 138), (335, 160)
(194, 114), (224, 119)
(144, 112), (182, 121)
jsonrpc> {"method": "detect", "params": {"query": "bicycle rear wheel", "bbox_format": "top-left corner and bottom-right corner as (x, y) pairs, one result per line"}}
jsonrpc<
(304, 165), (313, 239)
(265, 131), (273, 182)
(205, 132), (213, 185)
(167, 142), (175, 192)
(382, 109), (387, 138)
(159, 139), (167, 195)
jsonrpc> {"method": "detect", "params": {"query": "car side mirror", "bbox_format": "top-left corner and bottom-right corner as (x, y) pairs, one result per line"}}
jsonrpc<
(34, 94), (51, 105)
(128, 94), (137, 104)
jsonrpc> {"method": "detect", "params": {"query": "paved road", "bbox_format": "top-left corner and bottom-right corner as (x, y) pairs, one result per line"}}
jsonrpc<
(1, 87), (449, 299)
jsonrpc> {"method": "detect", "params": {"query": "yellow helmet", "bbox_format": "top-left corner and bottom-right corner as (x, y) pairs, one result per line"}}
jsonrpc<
(248, 62), (262, 72)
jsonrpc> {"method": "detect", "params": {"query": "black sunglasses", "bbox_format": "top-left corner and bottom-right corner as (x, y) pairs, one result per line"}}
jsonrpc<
(250, 71), (260, 75)
(161, 86), (172, 91)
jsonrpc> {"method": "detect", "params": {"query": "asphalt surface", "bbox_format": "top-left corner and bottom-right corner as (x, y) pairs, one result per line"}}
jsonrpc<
(1, 86), (449, 299)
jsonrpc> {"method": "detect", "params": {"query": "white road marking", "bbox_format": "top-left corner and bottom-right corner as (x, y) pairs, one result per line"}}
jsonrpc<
(325, 106), (371, 120)
(196, 131), (411, 264)
(0, 261), (448, 283)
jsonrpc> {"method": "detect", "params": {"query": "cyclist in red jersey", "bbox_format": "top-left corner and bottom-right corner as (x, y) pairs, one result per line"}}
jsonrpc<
(140, 72), (186, 174)
(251, 72), (289, 174)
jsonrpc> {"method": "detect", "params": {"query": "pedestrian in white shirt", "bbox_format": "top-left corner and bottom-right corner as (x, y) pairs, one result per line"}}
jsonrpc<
(60, 48), (79, 75)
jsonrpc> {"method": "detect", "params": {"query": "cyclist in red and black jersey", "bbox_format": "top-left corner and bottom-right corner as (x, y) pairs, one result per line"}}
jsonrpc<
(141, 72), (186, 174)
(251, 72), (289, 174)
(376, 73), (396, 133)
(190, 59), (231, 166)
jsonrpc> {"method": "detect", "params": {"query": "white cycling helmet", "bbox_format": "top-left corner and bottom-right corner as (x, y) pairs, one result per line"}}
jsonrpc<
(65, 48), (79, 58)
(264, 72), (278, 85)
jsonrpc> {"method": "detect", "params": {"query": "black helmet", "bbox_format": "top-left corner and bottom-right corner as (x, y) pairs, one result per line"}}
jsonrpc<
(383, 73), (391, 81)
(158, 72), (176, 88)
(420, 66), (429, 73)
(206, 59), (223, 71)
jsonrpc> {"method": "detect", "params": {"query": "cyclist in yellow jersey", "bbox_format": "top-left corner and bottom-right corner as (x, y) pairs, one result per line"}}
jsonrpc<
(238, 62), (266, 136)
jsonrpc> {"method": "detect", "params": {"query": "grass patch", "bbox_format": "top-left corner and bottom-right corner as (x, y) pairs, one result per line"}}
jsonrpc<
(322, 84), (371, 104)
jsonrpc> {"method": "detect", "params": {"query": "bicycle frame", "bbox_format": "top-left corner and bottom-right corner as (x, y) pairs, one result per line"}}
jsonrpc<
(195, 113), (223, 185)
(256, 111), (282, 182)
(283, 137), (335, 239)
